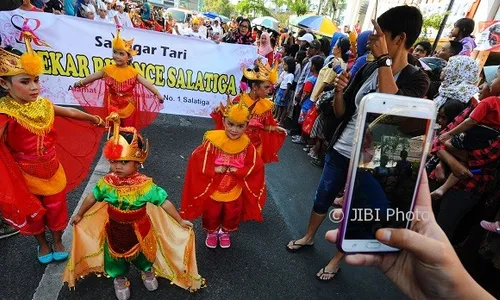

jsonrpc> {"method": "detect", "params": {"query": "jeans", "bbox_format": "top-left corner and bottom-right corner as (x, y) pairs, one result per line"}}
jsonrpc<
(313, 150), (350, 214)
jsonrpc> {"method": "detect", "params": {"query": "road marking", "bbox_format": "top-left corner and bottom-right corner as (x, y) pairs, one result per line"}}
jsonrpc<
(32, 155), (109, 300)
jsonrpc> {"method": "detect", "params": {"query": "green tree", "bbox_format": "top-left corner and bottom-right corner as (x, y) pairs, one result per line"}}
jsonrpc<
(203, 0), (235, 16)
(286, 0), (307, 16)
(422, 12), (448, 37)
(236, 0), (272, 18)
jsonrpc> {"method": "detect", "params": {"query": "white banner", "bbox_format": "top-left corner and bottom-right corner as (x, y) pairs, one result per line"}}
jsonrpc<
(0, 10), (258, 117)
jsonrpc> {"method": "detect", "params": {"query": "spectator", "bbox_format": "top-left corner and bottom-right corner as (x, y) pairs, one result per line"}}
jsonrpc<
(223, 18), (254, 45)
(329, 32), (346, 55)
(175, 17), (206, 40)
(413, 40), (432, 59)
(286, 6), (429, 282)
(274, 56), (296, 123)
(451, 18), (477, 56)
(319, 37), (332, 65)
(76, 0), (94, 18)
(115, 1), (132, 27)
(104, 0), (116, 20)
(20, 0), (42, 11)
(436, 40), (463, 61)
(349, 30), (371, 78)
(94, 1), (113, 24)
(297, 33), (314, 50)
(64, 0), (74, 16)
(141, 0), (150, 21)
(436, 99), (467, 130)
(211, 17), (223, 40)
(433, 55), (479, 109)
(258, 32), (274, 66)
(43, 0), (64, 14)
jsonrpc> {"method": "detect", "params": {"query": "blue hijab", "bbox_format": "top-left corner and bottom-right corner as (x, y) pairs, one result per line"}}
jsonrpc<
(330, 32), (346, 50)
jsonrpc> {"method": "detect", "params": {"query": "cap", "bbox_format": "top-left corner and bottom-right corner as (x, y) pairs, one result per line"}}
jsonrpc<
(104, 0), (113, 3)
(115, 1), (125, 7)
(298, 33), (314, 44)
(484, 65), (499, 85)
(309, 39), (321, 49)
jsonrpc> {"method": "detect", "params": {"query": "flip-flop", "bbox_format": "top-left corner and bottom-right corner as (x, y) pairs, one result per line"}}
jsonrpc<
(316, 267), (341, 282)
(285, 240), (314, 253)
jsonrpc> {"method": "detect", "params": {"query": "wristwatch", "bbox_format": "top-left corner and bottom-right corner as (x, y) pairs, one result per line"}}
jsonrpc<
(377, 55), (392, 68)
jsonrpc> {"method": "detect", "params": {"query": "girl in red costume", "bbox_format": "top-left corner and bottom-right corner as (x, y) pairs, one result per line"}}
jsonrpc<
(182, 101), (266, 249)
(211, 58), (286, 163)
(0, 30), (104, 264)
(73, 25), (163, 130)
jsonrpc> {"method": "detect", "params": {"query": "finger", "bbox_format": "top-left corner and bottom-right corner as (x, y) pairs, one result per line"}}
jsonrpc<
(414, 170), (432, 209)
(375, 228), (446, 264)
(371, 19), (383, 35)
(466, 170), (473, 178)
(345, 254), (383, 267)
(325, 229), (339, 243)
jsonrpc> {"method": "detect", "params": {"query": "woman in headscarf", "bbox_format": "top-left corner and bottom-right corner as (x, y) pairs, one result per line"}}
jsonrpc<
(223, 18), (254, 45)
(433, 55), (479, 109)
(258, 32), (274, 65)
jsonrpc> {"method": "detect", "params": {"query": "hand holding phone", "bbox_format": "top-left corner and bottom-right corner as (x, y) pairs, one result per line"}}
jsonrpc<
(337, 93), (436, 253)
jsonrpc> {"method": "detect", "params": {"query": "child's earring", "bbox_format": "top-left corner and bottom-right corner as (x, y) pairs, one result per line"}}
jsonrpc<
(141, 163), (144, 169)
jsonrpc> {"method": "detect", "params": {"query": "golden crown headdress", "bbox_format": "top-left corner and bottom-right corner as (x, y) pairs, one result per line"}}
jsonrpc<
(219, 94), (251, 125)
(103, 113), (149, 163)
(242, 58), (279, 84)
(0, 26), (50, 77)
(112, 25), (138, 56)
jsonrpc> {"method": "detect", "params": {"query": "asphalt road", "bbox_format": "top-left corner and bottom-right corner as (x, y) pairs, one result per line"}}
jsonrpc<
(0, 114), (403, 300)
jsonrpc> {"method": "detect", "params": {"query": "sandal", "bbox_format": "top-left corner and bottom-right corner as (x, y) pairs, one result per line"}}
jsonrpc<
(285, 240), (314, 253)
(316, 267), (340, 281)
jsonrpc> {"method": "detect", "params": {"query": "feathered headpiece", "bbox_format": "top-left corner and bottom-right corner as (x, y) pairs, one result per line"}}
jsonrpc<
(0, 26), (50, 77)
(112, 25), (138, 56)
(219, 94), (250, 125)
(242, 58), (279, 84)
(103, 113), (149, 163)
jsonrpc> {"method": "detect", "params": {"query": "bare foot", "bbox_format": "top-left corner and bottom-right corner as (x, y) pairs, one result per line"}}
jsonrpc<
(435, 163), (446, 182)
(53, 242), (66, 253)
(316, 265), (340, 281)
(286, 237), (314, 251)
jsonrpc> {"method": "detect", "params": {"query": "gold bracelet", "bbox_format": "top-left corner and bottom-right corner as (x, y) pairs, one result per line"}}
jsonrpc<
(93, 115), (104, 126)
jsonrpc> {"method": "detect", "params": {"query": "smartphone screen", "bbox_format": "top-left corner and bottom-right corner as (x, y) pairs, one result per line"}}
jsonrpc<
(344, 112), (430, 240)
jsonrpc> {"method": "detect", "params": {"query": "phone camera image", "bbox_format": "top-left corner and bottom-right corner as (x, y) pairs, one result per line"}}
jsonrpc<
(344, 112), (429, 240)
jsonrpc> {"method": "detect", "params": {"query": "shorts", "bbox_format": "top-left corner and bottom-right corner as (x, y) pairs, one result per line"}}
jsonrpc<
(451, 125), (500, 150)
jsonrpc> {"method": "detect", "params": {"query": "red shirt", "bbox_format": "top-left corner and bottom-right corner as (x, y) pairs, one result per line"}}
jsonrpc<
(470, 96), (500, 128)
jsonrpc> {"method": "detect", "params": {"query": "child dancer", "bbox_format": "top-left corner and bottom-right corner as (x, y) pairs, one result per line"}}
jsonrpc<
(73, 25), (163, 129)
(0, 31), (104, 264)
(64, 113), (204, 299)
(212, 58), (286, 163)
(182, 101), (266, 249)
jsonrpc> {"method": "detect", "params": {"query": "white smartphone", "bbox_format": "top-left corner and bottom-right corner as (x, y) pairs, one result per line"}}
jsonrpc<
(337, 93), (436, 253)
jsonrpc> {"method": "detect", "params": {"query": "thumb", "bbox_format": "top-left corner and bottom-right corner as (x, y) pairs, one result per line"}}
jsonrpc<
(376, 228), (446, 264)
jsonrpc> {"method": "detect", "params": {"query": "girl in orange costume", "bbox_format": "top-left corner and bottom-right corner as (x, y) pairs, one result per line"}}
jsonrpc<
(73, 25), (163, 130)
(211, 58), (286, 163)
(0, 30), (104, 264)
(182, 101), (266, 249)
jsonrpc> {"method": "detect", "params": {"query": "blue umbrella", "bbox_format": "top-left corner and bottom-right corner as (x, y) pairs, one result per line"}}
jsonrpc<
(252, 16), (279, 32)
(203, 12), (219, 19)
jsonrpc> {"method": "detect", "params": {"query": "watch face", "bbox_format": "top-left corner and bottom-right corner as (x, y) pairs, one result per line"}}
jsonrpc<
(386, 58), (392, 66)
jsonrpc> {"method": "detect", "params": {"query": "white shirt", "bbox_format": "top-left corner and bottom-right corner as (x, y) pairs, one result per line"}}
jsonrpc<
(107, 9), (117, 20)
(116, 11), (132, 27)
(279, 72), (294, 89)
(212, 24), (223, 35)
(181, 28), (207, 40)
(94, 15), (114, 24)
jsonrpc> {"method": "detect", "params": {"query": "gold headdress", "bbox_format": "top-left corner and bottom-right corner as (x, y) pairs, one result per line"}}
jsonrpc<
(0, 27), (50, 77)
(103, 113), (149, 163)
(242, 58), (279, 84)
(219, 94), (250, 125)
(112, 26), (138, 56)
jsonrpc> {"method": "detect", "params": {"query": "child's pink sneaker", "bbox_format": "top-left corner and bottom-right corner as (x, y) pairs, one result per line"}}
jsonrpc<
(480, 220), (500, 234)
(219, 231), (231, 248)
(205, 233), (218, 248)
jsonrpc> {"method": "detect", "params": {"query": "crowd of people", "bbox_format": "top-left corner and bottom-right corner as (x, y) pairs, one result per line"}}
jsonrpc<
(0, 1), (499, 299)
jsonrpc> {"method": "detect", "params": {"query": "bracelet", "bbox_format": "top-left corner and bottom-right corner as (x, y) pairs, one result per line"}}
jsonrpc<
(375, 53), (390, 60)
(93, 115), (104, 126)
